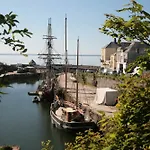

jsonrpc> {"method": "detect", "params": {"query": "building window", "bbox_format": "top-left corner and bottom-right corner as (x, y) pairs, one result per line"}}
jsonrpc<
(124, 59), (127, 62)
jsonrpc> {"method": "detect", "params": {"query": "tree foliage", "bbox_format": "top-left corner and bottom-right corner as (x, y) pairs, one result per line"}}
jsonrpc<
(99, 0), (150, 46)
(108, 76), (150, 150)
(41, 140), (53, 150)
(65, 130), (104, 150)
(0, 12), (32, 55)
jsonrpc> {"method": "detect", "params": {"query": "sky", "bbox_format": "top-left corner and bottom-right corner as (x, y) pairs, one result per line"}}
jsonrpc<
(0, 0), (149, 65)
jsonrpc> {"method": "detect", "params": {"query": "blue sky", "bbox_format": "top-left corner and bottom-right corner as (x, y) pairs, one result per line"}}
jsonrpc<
(0, 0), (149, 65)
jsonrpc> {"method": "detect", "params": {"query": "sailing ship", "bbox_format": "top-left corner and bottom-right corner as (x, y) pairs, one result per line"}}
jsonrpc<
(28, 18), (59, 103)
(50, 16), (97, 131)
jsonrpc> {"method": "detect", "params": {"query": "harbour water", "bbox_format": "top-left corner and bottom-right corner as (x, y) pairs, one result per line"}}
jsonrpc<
(0, 81), (75, 150)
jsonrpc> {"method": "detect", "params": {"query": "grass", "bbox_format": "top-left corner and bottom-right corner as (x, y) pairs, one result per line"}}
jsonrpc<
(77, 72), (124, 87)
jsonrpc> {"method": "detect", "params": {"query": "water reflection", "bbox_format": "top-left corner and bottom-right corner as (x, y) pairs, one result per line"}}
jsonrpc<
(0, 75), (41, 85)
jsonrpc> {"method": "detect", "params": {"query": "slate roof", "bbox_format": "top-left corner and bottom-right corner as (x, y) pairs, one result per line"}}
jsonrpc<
(103, 41), (149, 52)
(103, 42), (131, 49)
(125, 42), (149, 52)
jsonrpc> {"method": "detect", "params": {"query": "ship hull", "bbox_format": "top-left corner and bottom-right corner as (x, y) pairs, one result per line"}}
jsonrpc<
(50, 104), (97, 131)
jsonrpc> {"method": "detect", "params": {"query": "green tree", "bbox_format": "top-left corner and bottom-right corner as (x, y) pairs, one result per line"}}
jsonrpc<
(100, 1), (150, 149)
(0, 12), (32, 54)
(110, 76), (150, 150)
(99, 0), (150, 46)
(65, 130), (104, 150)
(41, 140), (53, 150)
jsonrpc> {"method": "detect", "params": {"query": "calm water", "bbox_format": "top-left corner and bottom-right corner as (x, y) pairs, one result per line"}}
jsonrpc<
(0, 81), (75, 150)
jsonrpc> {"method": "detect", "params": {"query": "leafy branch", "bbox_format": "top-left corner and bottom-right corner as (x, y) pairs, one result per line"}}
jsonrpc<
(99, 0), (150, 46)
(0, 11), (32, 55)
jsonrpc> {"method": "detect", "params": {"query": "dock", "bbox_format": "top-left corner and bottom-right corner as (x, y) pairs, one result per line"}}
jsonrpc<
(58, 73), (117, 117)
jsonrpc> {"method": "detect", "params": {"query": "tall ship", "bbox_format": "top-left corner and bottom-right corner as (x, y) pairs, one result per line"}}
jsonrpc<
(29, 18), (60, 103)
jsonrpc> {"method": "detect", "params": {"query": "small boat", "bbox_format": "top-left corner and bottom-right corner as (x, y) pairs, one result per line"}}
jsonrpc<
(50, 103), (96, 131)
(32, 96), (40, 103)
(28, 91), (39, 96)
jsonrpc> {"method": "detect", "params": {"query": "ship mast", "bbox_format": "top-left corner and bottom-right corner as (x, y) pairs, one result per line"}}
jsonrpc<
(47, 18), (52, 71)
(76, 37), (79, 109)
(43, 18), (57, 86)
(65, 15), (68, 94)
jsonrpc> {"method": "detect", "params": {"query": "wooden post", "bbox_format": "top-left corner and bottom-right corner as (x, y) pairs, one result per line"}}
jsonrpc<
(76, 37), (79, 109)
